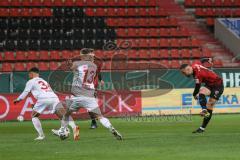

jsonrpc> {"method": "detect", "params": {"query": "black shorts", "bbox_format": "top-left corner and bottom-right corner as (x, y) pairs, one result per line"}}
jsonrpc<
(205, 83), (224, 100)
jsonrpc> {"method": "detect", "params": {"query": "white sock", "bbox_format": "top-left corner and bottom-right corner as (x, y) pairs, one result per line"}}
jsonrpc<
(68, 116), (76, 129)
(61, 115), (69, 128)
(99, 117), (113, 131)
(200, 127), (205, 130)
(32, 117), (44, 137)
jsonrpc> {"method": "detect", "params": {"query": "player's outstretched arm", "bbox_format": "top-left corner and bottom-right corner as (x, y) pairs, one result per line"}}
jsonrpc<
(13, 81), (33, 104)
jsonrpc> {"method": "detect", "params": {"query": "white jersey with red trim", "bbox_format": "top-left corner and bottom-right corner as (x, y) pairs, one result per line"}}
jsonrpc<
(17, 77), (58, 100)
(71, 60), (97, 97)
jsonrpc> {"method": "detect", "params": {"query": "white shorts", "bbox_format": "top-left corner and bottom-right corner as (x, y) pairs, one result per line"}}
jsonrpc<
(33, 97), (60, 114)
(66, 96), (101, 114)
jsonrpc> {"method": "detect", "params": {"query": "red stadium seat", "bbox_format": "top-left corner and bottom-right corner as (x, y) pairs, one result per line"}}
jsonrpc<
(4, 51), (15, 60)
(180, 39), (191, 47)
(26, 62), (38, 70)
(0, 8), (9, 17)
(10, 0), (21, 6)
(22, 0), (31, 6)
(138, 39), (148, 47)
(42, 8), (52, 16)
(85, 8), (94, 16)
(191, 38), (201, 47)
(43, 0), (53, 7)
(181, 49), (191, 58)
(53, 0), (64, 6)
(160, 28), (169, 37)
(106, 8), (116, 16)
(224, 0), (233, 6)
(159, 39), (169, 48)
(86, 0), (96, 6)
(149, 39), (158, 47)
(50, 50), (61, 60)
(138, 50), (149, 59)
(32, 0), (42, 6)
(234, 0), (240, 6)
(128, 50), (138, 59)
(119, 8), (127, 17)
(62, 50), (72, 59)
(27, 51), (39, 60)
(170, 39), (179, 48)
(9, 8), (20, 17)
(149, 18), (159, 26)
(169, 18), (178, 26)
(202, 48), (212, 57)
(170, 49), (180, 58)
(181, 59), (192, 65)
(149, 50), (159, 59)
(138, 28), (148, 37)
(14, 62), (26, 71)
(194, 0), (203, 7)
(117, 0), (126, 6)
(65, 0), (75, 6)
(127, 8), (136, 16)
(2, 63), (13, 72)
(148, 28), (158, 37)
(159, 60), (170, 68)
(171, 60), (180, 68)
(38, 62), (49, 71)
(31, 8), (41, 17)
(169, 28), (178, 37)
(16, 51), (26, 60)
(180, 28), (190, 37)
(21, 8), (31, 17)
(75, 0), (85, 6)
(0, 0), (9, 6)
(49, 62), (59, 70)
(159, 49), (169, 58)
(192, 49), (202, 58)
(39, 51), (49, 60)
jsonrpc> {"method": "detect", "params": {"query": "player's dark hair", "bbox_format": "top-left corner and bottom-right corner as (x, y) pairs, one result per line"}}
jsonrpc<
(29, 67), (39, 73)
(179, 64), (189, 70)
(80, 48), (94, 55)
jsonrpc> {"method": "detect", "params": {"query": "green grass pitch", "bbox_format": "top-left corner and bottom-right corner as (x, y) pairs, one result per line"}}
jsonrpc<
(0, 114), (240, 160)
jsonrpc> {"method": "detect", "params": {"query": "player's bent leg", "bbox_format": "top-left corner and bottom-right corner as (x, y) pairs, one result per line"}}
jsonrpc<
(193, 98), (216, 134)
(98, 115), (123, 140)
(52, 102), (66, 137)
(88, 112), (98, 129)
(93, 111), (123, 140)
(31, 111), (45, 140)
(201, 98), (216, 128)
(199, 87), (211, 117)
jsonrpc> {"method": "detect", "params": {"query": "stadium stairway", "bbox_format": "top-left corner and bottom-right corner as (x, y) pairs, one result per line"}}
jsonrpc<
(183, 0), (240, 67)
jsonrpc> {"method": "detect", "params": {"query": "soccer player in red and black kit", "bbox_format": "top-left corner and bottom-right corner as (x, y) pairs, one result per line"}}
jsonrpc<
(180, 58), (224, 133)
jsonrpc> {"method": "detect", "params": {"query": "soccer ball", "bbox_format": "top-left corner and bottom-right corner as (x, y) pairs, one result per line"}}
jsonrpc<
(17, 115), (24, 122)
(59, 127), (70, 140)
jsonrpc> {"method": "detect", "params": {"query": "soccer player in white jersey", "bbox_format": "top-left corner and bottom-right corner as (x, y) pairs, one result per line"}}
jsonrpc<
(13, 67), (78, 140)
(52, 48), (123, 140)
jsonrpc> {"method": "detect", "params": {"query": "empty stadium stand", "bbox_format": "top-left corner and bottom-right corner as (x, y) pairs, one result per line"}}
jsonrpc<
(0, 0), (238, 71)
